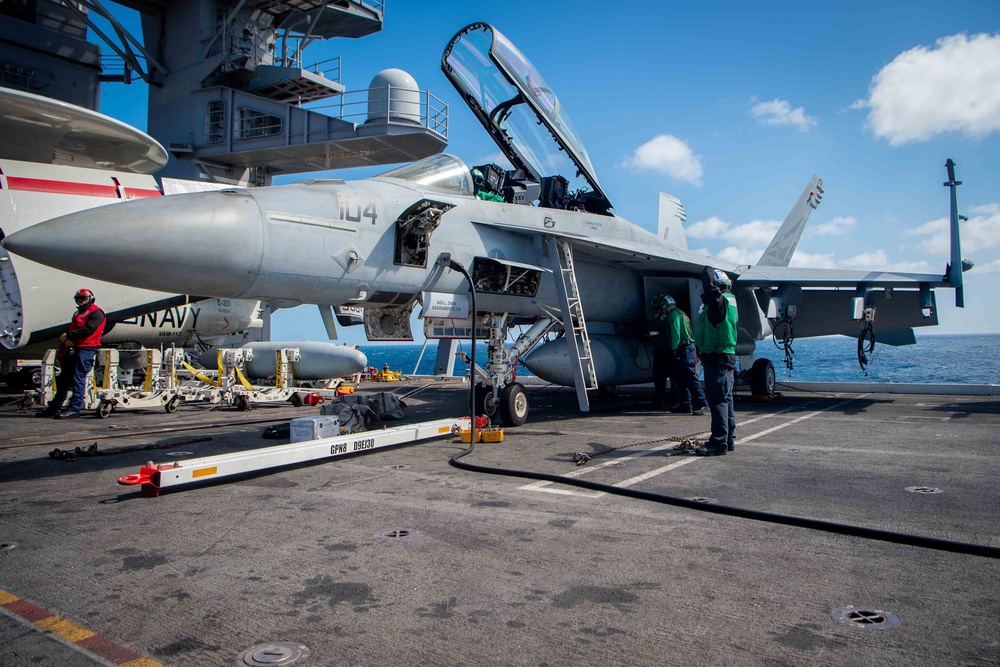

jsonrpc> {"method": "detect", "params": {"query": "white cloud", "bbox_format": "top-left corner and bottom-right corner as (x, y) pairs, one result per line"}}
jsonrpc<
(910, 203), (1000, 256)
(730, 219), (782, 246)
(976, 258), (1000, 274)
(862, 33), (1000, 145)
(786, 249), (929, 272)
(620, 135), (703, 185)
(808, 215), (857, 236)
(686, 216), (729, 239)
(751, 98), (817, 131)
(838, 250), (931, 272)
(687, 216), (779, 246)
(713, 247), (758, 265)
(788, 251), (837, 269)
(697, 241), (933, 272)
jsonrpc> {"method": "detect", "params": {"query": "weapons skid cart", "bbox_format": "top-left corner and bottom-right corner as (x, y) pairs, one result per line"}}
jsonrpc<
(18, 347), (184, 416)
(93, 348), (186, 417)
(179, 348), (350, 411)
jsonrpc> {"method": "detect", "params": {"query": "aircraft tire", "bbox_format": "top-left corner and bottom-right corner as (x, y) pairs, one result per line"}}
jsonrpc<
(499, 382), (529, 426)
(474, 383), (498, 419)
(749, 358), (776, 398)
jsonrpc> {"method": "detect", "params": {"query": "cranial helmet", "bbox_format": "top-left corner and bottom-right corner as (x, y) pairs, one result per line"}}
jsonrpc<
(713, 270), (732, 289)
(652, 294), (676, 310)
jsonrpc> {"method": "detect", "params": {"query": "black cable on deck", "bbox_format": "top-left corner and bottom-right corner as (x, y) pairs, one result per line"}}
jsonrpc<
(449, 448), (1000, 560)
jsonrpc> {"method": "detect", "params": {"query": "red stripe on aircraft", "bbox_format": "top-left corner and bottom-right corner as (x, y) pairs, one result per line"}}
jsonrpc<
(5, 177), (120, 198)
(123, 187), (162, 199)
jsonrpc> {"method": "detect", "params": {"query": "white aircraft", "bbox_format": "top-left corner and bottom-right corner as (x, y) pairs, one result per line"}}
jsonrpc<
(0, 88), (262, 386)
(3, 23), (970, 423)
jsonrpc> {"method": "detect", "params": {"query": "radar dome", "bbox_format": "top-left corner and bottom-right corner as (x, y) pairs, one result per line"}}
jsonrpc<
(367, 68), (420, 125)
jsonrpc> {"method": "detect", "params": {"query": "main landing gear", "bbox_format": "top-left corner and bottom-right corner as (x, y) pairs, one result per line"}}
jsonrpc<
(474, 382), (528, 426)
(471, 315), (554, 427)
(748, 358), (776, 399)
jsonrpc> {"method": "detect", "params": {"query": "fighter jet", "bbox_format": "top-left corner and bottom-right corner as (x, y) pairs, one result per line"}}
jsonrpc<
(2, 23), (970, 424)
(0, 88), (369, 388)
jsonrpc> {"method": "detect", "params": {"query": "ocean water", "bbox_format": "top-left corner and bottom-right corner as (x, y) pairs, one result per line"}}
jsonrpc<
(360, 333), (1000, 386)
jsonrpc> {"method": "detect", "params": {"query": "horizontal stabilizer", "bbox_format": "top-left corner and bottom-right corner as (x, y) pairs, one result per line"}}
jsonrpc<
(787, 290), (934, 342)
(736, 265), (950, 289)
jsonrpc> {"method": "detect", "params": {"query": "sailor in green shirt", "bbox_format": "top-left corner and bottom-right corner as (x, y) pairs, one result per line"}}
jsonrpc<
(648, 294), (676, 410)
(657, 295), (708, 415)
(694, 266), (738, 456)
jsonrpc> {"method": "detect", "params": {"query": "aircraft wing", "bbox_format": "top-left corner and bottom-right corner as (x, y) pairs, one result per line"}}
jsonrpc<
(471, 218), (714, 274)
(735, 265), (950, 289)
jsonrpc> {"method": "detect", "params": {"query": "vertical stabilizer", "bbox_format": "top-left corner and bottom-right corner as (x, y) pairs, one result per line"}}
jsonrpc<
(658, 193), (688, 250)
(756, 176), (824, 267)
(943, 159), (965, 308)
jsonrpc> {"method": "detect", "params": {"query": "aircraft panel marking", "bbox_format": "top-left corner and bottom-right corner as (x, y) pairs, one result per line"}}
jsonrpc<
(270, 212), (356, 232)
(338, 196), (377, 224)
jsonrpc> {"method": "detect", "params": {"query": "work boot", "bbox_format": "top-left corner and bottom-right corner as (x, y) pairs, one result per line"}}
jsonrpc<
(35, 409), (58, 418)
(55, 410), (81, 420)
(727, 442), (735, 452)
(693, 445), (726, 456)
(691, 407), (707, 416)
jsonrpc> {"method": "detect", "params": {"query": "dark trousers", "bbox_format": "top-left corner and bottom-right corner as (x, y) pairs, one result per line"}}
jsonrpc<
(703, 363), (735, 450)
(47, 358), (77, 412)
(673, 343), (708, 410)
(65, 348), (98, 413)
(652, 346), (674, 407)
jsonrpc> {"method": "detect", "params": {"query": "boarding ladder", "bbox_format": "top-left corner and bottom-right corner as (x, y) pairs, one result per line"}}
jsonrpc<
(547, 237), (598, 411)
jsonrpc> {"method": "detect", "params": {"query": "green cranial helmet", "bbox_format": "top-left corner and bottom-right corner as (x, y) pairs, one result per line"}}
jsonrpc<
(713, 269), (732, 290)
(651, 294), (675, 310)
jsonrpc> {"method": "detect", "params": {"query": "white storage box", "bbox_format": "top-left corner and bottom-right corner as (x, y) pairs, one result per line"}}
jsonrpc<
(289, 416), (341, 442)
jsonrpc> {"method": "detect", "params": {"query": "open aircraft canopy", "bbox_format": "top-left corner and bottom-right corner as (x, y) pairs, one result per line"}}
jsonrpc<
(442, 22), (611, 211)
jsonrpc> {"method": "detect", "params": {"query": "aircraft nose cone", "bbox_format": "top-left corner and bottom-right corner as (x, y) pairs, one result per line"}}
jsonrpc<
(2, 190), (265, 297)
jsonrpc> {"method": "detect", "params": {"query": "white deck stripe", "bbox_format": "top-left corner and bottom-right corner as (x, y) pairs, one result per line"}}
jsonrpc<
(519, 394), (866, 496)
(735, 395), (867, 444)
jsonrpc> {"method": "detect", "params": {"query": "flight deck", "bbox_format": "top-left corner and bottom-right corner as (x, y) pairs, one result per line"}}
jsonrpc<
(1, 381), (998, 666)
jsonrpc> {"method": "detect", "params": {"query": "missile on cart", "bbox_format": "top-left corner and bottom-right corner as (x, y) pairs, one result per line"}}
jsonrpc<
(198, 341), (367, 381)
(521, 334), (655, 388)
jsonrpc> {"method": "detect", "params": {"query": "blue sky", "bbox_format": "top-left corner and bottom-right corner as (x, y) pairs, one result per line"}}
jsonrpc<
(95, 1), (1000, 345)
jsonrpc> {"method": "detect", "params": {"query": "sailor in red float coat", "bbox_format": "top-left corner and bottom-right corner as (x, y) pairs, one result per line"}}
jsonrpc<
(37, 289), (106, 418)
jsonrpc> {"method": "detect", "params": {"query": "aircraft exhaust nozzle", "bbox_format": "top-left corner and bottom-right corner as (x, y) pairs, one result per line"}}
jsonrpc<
(1, 190), (266, 298)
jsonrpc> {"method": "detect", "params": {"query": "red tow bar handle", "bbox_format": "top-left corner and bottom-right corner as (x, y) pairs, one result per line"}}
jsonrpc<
(117, 466), (162, 497)
(118, 465), (159, 486)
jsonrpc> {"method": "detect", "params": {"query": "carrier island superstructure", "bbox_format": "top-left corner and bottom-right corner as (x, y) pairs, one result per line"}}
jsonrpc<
(0, 1), (455, 384)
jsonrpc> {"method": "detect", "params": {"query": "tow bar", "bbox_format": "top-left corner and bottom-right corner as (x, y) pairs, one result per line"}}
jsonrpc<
(117, 417), (471, 496)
